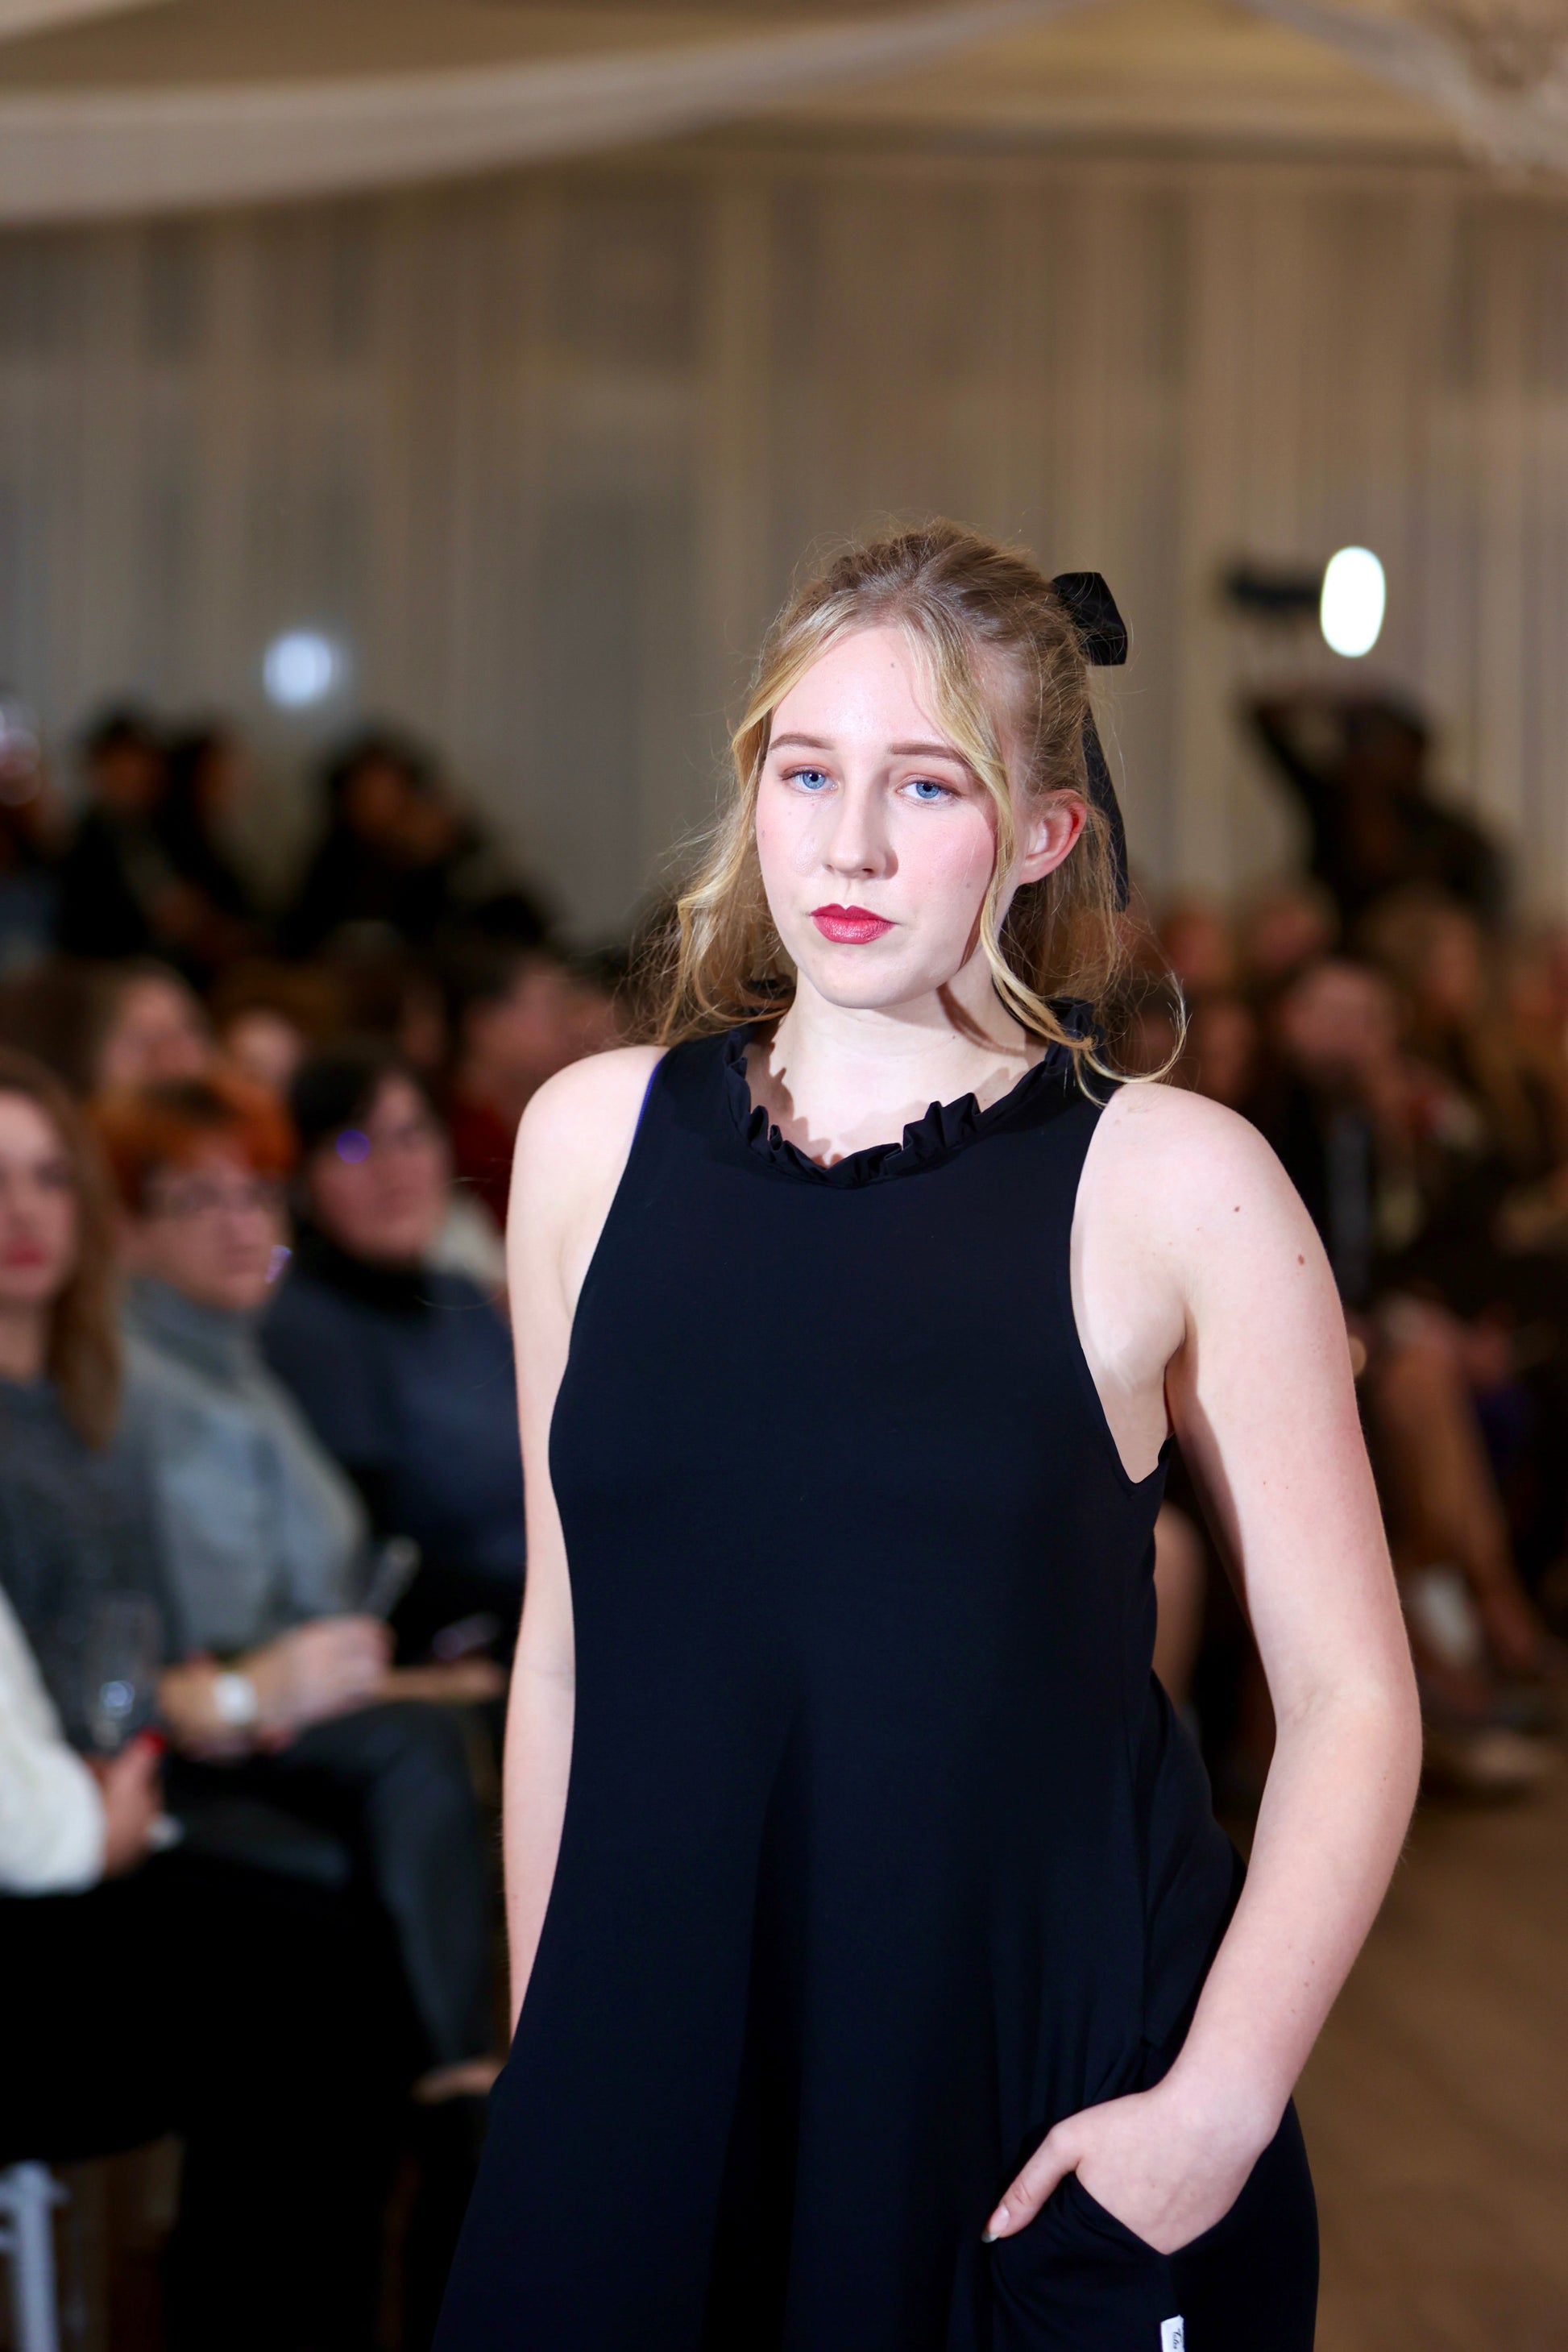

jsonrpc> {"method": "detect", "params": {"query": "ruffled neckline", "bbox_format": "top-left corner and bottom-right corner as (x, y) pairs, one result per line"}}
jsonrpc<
(721, 1006), (1093, 1188)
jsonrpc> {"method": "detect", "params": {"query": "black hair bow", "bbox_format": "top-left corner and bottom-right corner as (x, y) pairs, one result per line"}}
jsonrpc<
(1051, 570), (1129, 910)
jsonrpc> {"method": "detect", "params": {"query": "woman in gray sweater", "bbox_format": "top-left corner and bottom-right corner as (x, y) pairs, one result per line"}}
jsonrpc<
(94, 1070), (500, 2101)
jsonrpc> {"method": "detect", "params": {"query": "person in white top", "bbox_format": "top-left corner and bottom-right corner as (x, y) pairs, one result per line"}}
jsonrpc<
(0, 1579), (161, 1894)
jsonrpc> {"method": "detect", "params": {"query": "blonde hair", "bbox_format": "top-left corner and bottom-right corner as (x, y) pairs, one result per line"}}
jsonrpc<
(652, 521), (1132, 1081)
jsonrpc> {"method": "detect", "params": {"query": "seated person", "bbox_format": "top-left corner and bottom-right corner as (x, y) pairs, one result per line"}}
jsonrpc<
(91, 1071), (500, 2107)
(0, 1049), (159, 1675)
(263, 1044), (525, 1658)
(0, 1052), (394, 2349)
(280, 728), (472, 958)
(441, 935), (616, 1230)
(0, 954), (212, 1100)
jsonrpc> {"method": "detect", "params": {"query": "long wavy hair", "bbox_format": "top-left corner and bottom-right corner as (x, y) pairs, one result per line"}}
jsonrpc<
(649, 521), (1135, 1082)
(0, 1047), (120, 1448)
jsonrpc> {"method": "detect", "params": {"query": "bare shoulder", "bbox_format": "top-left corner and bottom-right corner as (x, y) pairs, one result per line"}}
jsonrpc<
(1093, 1076), (1285, 1188)
(509, 1046), (665, 1232)
(516, 1047), (663, 1171)
(1086, 1078), (1323, 1274)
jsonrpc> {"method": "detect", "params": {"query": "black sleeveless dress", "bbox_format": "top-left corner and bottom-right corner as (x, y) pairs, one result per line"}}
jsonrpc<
(437, 1026), (1318, 2352)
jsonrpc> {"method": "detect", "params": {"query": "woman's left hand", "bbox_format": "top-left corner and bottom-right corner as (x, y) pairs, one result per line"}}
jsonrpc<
(984, 2078), (1273, 2255)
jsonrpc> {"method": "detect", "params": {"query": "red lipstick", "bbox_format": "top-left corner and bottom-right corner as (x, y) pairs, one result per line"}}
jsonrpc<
(811, 904), (894, 945)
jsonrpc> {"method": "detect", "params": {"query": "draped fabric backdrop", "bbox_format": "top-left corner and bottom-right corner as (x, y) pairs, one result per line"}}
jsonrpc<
(2, 142), (1566, 937)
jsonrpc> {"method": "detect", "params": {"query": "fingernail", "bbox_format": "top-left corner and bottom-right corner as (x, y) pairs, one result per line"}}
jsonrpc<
(982, 2205), (1008, 2242)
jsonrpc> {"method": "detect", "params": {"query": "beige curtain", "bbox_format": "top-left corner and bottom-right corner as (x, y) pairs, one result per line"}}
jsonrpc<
(1, 144), (1564, 937)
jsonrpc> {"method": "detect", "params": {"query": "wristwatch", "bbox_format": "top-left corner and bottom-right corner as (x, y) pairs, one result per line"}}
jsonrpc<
(211, 1670), (259, 1728)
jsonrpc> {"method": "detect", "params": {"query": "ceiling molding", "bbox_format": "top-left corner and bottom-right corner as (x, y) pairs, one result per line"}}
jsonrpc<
(0, 0), (1096, 220)
(0, 0), (175, 46)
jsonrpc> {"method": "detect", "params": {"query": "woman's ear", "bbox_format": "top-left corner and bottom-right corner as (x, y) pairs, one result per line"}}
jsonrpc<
(1015, 794), (1087, 888)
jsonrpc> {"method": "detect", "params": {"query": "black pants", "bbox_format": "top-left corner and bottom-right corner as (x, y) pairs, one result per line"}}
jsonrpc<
(0, 1853), (401, 2351)
(172, 1698), (494, 2068)
(988, 2101), (1318, 2350)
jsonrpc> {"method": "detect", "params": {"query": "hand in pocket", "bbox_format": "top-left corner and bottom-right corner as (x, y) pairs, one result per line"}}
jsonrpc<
(985, 2080), (1271, 2257)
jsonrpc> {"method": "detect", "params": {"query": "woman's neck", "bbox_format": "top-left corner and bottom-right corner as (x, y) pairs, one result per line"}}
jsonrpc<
(753, 972), (1039, 1168)
(0, 1300), (49, 1386)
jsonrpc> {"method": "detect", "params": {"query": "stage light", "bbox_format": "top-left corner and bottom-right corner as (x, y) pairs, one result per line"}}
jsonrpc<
(263, 629), (342, 707)
(1319, 549), (1385, 658)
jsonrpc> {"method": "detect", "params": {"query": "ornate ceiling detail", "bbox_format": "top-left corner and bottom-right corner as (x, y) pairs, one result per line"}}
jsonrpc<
(1418, 0), (1568, 93)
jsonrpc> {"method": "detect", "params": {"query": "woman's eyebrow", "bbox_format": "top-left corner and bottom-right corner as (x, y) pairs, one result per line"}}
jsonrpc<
(769, 732), (967, 761)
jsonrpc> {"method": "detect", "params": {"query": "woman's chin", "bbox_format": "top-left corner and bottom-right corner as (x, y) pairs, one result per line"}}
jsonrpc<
(793, 952), (956, 1016)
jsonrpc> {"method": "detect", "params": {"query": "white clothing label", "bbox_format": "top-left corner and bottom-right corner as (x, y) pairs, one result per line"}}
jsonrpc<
(1160, 2322), (1185, 2352)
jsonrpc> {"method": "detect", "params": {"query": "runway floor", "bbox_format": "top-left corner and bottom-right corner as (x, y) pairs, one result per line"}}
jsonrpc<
(1299, 1769), (1568, 2351)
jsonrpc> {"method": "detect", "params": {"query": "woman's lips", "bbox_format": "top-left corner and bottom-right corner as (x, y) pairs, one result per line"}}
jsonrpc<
(811, 904), (894, 944)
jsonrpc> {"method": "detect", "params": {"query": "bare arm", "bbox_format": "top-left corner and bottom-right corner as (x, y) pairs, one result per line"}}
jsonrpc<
(990, 1083), (1421, 2250)
(501, 1046), (663, 2030)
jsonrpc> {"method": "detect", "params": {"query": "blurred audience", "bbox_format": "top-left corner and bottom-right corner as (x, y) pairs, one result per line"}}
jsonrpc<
(1177, 991), (1261, 1113)
(53, 707), (172, 960)
(156, 726), (263, 973)
(0, 956), (211, 1097)
(1159, 898), (1239, 1002)
(92, 1073), (500, 2096)
(1163, 869), (1568, 1800)
(1236, 878), (1338, 994)
(209, 958), (346, 1094)
(55, 708), (255, 977)
(0, 1049), (397, 2346)
(0, 700), (65, 973)
(442, 937), (620, 1229)
(263, 1044), (524, 1660)
(7, 672), (1568, 2337)
(0, 1050), (155, 1679)
(1251, 689), (1506, 924)
(0, 1575), (400, 2351)
(282, 730), (475, 957)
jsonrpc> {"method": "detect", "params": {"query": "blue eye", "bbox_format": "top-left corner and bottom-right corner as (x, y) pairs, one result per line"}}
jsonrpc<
(906, 778), (951, 803)
(789, 767), (832, 792)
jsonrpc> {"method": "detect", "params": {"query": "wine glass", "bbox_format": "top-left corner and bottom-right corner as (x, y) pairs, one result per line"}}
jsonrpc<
(80, 1591), (164, 1755)
(77, 1591), (184, 1852)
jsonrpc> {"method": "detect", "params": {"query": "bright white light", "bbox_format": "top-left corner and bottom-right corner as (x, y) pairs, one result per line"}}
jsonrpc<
(1320, 548), (1385, 659)
(263, 630), (342, 707)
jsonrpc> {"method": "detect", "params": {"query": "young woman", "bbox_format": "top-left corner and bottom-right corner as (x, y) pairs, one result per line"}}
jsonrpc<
(438, 526), (1421, 2351)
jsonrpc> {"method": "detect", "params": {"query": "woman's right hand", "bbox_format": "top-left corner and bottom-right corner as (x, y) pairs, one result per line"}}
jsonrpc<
(92, 1737), (164, 1876)
(244, 1616), (392, 1734)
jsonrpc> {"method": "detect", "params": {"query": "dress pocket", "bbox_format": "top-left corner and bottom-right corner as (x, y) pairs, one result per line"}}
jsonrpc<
(989, 2173), (1176, 2350)
(987, 2111), (1317, 2351)
(1060, 2169), (1167, 2259)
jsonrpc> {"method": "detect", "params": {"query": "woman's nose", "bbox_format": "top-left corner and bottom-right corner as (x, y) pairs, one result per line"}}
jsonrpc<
(819, 786), (890, 877)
